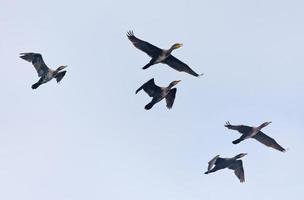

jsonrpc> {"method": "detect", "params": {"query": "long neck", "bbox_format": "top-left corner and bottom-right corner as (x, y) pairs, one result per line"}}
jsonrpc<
(167, 82), (176, 89)
(233, 154), (244, 160)
(166, 45), (176, 55)
(55, 67), (61, 73)
(257, 122), (268, 130)
(53, 68), (59, 76)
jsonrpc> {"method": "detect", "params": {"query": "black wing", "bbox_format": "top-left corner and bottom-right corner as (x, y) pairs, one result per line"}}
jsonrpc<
(55, 71), (67, 83)
(225, 121), (253, 134)
(165, 88), (177, 109)
(253, 131), (286, 152)
(162, 55), (202, 77)
(207, 155), (220, 171)
(228, 160), (245, 183)
(20, 53), (49, 77)
(127, 31), (162, 58)
(136, 78), (160, 97)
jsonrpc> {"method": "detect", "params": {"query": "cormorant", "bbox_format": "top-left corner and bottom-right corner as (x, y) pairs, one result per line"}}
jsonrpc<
(127, 31), (203, 77)
(204, 153), (247, 183)
(20, 53), (67, 89)
(225, 121), (286, 152)
(136, 78), (180, 110)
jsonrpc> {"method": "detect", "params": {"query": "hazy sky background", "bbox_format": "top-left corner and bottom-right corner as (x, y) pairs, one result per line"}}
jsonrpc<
(0, 0), (303, 199)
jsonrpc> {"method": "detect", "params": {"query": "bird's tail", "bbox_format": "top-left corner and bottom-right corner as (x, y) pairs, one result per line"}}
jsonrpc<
(204, 171), (210, 174)
(232, 138), (243, 144)
(145, 102), (154, 110)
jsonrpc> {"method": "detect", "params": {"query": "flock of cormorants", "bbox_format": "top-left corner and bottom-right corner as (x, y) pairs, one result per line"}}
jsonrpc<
(19, 30), (286, 183)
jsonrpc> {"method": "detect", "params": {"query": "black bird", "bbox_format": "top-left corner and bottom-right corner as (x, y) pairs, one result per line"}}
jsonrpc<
(20, 53), (67, 89)
(204, 153), (247, 183)
(225, 121), (286, 152)
(127, 31), (203, 77)
(136, 78), (180, 110)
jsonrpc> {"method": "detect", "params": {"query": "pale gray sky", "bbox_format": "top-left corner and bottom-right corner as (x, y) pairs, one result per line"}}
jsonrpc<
(0, 0), (303, 200)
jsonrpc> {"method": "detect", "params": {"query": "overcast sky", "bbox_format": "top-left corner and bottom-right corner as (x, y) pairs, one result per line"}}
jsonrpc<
(0, 0), (303, 199)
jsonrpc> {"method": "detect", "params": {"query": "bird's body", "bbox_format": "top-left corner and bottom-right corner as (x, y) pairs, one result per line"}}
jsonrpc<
(136, 78), (180, 110)
(225, 121), (286, 152)
(204, 153), (247, 183)
(127, 31), (203, 77)
(20, 53), (67, 89)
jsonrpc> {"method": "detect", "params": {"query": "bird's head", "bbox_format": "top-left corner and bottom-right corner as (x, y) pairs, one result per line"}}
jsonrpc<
(56, 65), (68, 72)
(259, 121), (272, 129)
(235, 153), (247, 159)
(168, 80), (181, 88)
(171, 43), (183, 50)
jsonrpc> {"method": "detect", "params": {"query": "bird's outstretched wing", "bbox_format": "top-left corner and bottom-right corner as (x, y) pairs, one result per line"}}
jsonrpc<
(253, 131), (286, 152)
(162, 55), (202, 77)
(207, 155), (220, 171)
(165, 88), (177, 109)
(136, 78), (160, 97)
(224, 121), (253, 134)
(229, 160), (245, 183)
(127, 31), (162, 58)
(20, 53), (49, 77)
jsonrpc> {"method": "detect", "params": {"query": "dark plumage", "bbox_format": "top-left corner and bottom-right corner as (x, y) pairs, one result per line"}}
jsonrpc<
(136, 78), (180, 110)
(20, 53), (67, 89)
(127, 31), (203, 77)
(225, 121), (286, 152)
(204, 153), (247, 183)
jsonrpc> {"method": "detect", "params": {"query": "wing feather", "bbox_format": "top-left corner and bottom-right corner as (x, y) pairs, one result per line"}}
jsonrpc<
(136, 78), (160, 97)
(165, 88), (177, 109)
(20, 53), (49, 77)
(127, 31), (162, 58)
(207, 155), (220, 171)
(162, 55), (201, 77)
(253, 131), (286, 152)
(225, 122), (253, 134)
(228, 160), (245, 183)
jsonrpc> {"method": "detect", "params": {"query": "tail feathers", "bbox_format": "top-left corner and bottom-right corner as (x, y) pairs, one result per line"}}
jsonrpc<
(144, 102), (154, 110)
(55, 71), (66, 83)
(31, 83), (41, 89)
(204, 171), (209, 174)
(232, 138), (244, 144)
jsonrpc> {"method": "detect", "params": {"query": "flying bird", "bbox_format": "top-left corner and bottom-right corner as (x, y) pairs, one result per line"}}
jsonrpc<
(225, 121), (286, 152)
(20, 53), (67, 89)
(127, 31), (203, 77)
(204, 153), (247, 183)
(136, 78), (180, 110)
